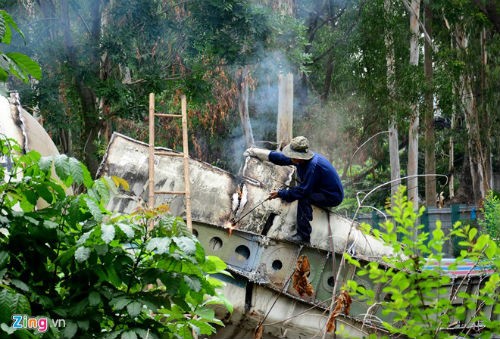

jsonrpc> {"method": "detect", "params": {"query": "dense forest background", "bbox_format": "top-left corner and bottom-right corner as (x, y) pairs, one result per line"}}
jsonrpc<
(2, 0), (500, 213)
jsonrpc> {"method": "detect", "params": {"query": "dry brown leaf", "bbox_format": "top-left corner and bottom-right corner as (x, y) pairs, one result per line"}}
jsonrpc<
(326, 290), (353, 333)
(326, 311), (336, 333)
(342, 290), (352, 315)
(292, 255), (314, 297)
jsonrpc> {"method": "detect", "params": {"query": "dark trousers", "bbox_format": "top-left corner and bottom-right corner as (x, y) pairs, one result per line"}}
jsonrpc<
(296, 192), (340, 241)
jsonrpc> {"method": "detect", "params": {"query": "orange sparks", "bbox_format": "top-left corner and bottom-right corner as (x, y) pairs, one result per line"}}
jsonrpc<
(225, 220), (235, 236)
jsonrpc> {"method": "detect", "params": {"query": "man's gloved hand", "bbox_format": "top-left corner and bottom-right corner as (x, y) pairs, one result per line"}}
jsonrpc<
(268, 191), (279, 200)
(243, 147), (270, 161)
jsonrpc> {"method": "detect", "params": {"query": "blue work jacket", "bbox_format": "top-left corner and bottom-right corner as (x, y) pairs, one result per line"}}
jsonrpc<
(268, 151), (344, 206)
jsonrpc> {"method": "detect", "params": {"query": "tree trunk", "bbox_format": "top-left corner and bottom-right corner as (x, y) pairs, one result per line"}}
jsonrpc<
(277, 73), (293, 147)
(384, 0), (401, 202)
(456, 25), (490, 205)
(423, 2), (436, 207)
(449, 114), (455, 200)
(321, 52), (334, 103)
(238, 66), (255, 148)
(61, 0), (102, 175)
(99, 0), (113, 145)
(407, 0), (421, 208)
(276, 0), (294, 147)
(480, 28), (493, 191)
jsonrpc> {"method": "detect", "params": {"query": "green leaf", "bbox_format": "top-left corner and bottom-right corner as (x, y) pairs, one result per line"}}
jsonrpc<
(101, 224), (115, 244)
(68, 157), (85, 185)
(146, 237), (171, 253)
(63, 321), (78, 338)
(190, 318), (216, 335)
(117, 223), (135, 238)
(0, 289), (31, 324)
(54, 154), (71, 184)
(184, 276), (201, 292)
(5, 52), (41, 81)
(84, 197), (103, 222)
(203, 256), (227, 274)
(174, 236), (196, 255)
(43, 220), (59, 229)
(485, 241), (497, 259)
(88, 291), (101, 306)
(468, 228), (477, 241)
(104, 266), (122, 287)
(39, 156), (54, 172)
(121, 331), (138, 339)
(195, 308), (216, 321)
(35, 184), (54, 204)
(475, 234), (489, 251)
(126, 301), (142, 317)
(69, 298), (89, 316)
(0, 10), (23, 43)
(10, 279), (29, 292)
(81, 164), (93, 188)
(0, 323), (15, 335)
(74, 246), (90, 263)
(0, 68), (7, 82)
(110, 296), (131, 311)
(77, 320), (89, 331)
(0, 251), (8, 268)
(91, 178), (111, 204)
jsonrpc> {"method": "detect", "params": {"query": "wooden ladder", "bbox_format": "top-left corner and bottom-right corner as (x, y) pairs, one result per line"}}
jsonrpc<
(147, 93), (192, 232)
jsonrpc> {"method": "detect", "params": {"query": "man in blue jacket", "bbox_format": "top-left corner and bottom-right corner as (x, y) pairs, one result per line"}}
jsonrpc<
(245, 136), (343, 244)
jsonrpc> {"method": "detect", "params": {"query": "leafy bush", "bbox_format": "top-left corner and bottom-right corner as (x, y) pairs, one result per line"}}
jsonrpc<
(0, 136), (231, 338)
(480, 190), (500, 246)
(0, 10), (41, 83)
(343, 186), (500, 338)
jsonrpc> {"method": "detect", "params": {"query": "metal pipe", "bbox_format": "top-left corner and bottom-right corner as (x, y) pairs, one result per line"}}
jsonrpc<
(231, 197), (270, 225)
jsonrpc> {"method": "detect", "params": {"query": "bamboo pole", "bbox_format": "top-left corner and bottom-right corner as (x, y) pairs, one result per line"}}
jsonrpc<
(181, 95), (193, 232)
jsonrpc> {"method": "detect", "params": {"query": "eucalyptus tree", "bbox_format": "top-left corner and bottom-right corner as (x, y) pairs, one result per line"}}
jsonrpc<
(406, 0), (421, 209)
(331, 0), (499, 209)
(343, 0), (415, 205)
(423, 1), (436, 207)
(428, 0), (500, 205)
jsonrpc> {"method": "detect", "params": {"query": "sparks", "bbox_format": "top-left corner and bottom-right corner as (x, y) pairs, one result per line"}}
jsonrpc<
(224, 220), (235, 236)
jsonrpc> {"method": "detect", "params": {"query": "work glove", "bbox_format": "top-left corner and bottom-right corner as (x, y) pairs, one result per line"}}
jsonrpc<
(243, 147), (270, 161)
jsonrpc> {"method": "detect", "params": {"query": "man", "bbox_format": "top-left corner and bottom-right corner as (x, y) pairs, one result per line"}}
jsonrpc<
(245, 136), (343, 244)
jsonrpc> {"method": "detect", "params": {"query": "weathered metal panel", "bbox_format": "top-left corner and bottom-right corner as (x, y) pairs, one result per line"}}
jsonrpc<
(98, 132), (497, 338)
(99, 133), (394, 259)
(0, 93), (59, 157)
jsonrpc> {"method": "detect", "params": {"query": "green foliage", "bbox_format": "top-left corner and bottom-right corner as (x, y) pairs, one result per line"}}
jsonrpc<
(0, 137), (231, 338)
(479, 191), (500, 246)
(0, 10), (41, 83)
(344, 186), (500, 338)
(187, 0), (273, 65)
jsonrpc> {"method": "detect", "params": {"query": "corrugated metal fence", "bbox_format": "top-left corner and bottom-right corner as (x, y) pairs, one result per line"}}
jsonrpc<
(355, 205), (480, 258)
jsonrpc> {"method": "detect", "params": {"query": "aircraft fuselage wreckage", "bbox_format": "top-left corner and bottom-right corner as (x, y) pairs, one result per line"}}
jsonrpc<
(98, 133), (497, 339)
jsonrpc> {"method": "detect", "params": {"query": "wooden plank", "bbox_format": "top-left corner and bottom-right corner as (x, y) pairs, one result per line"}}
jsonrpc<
(154, 151), (183, 157)
(181, 94), (193, 232)
(148, 93), (155, 210)
(155, 191), (186, 195)
(155, 113), (182, 118)
(148, 93), (155, 231)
